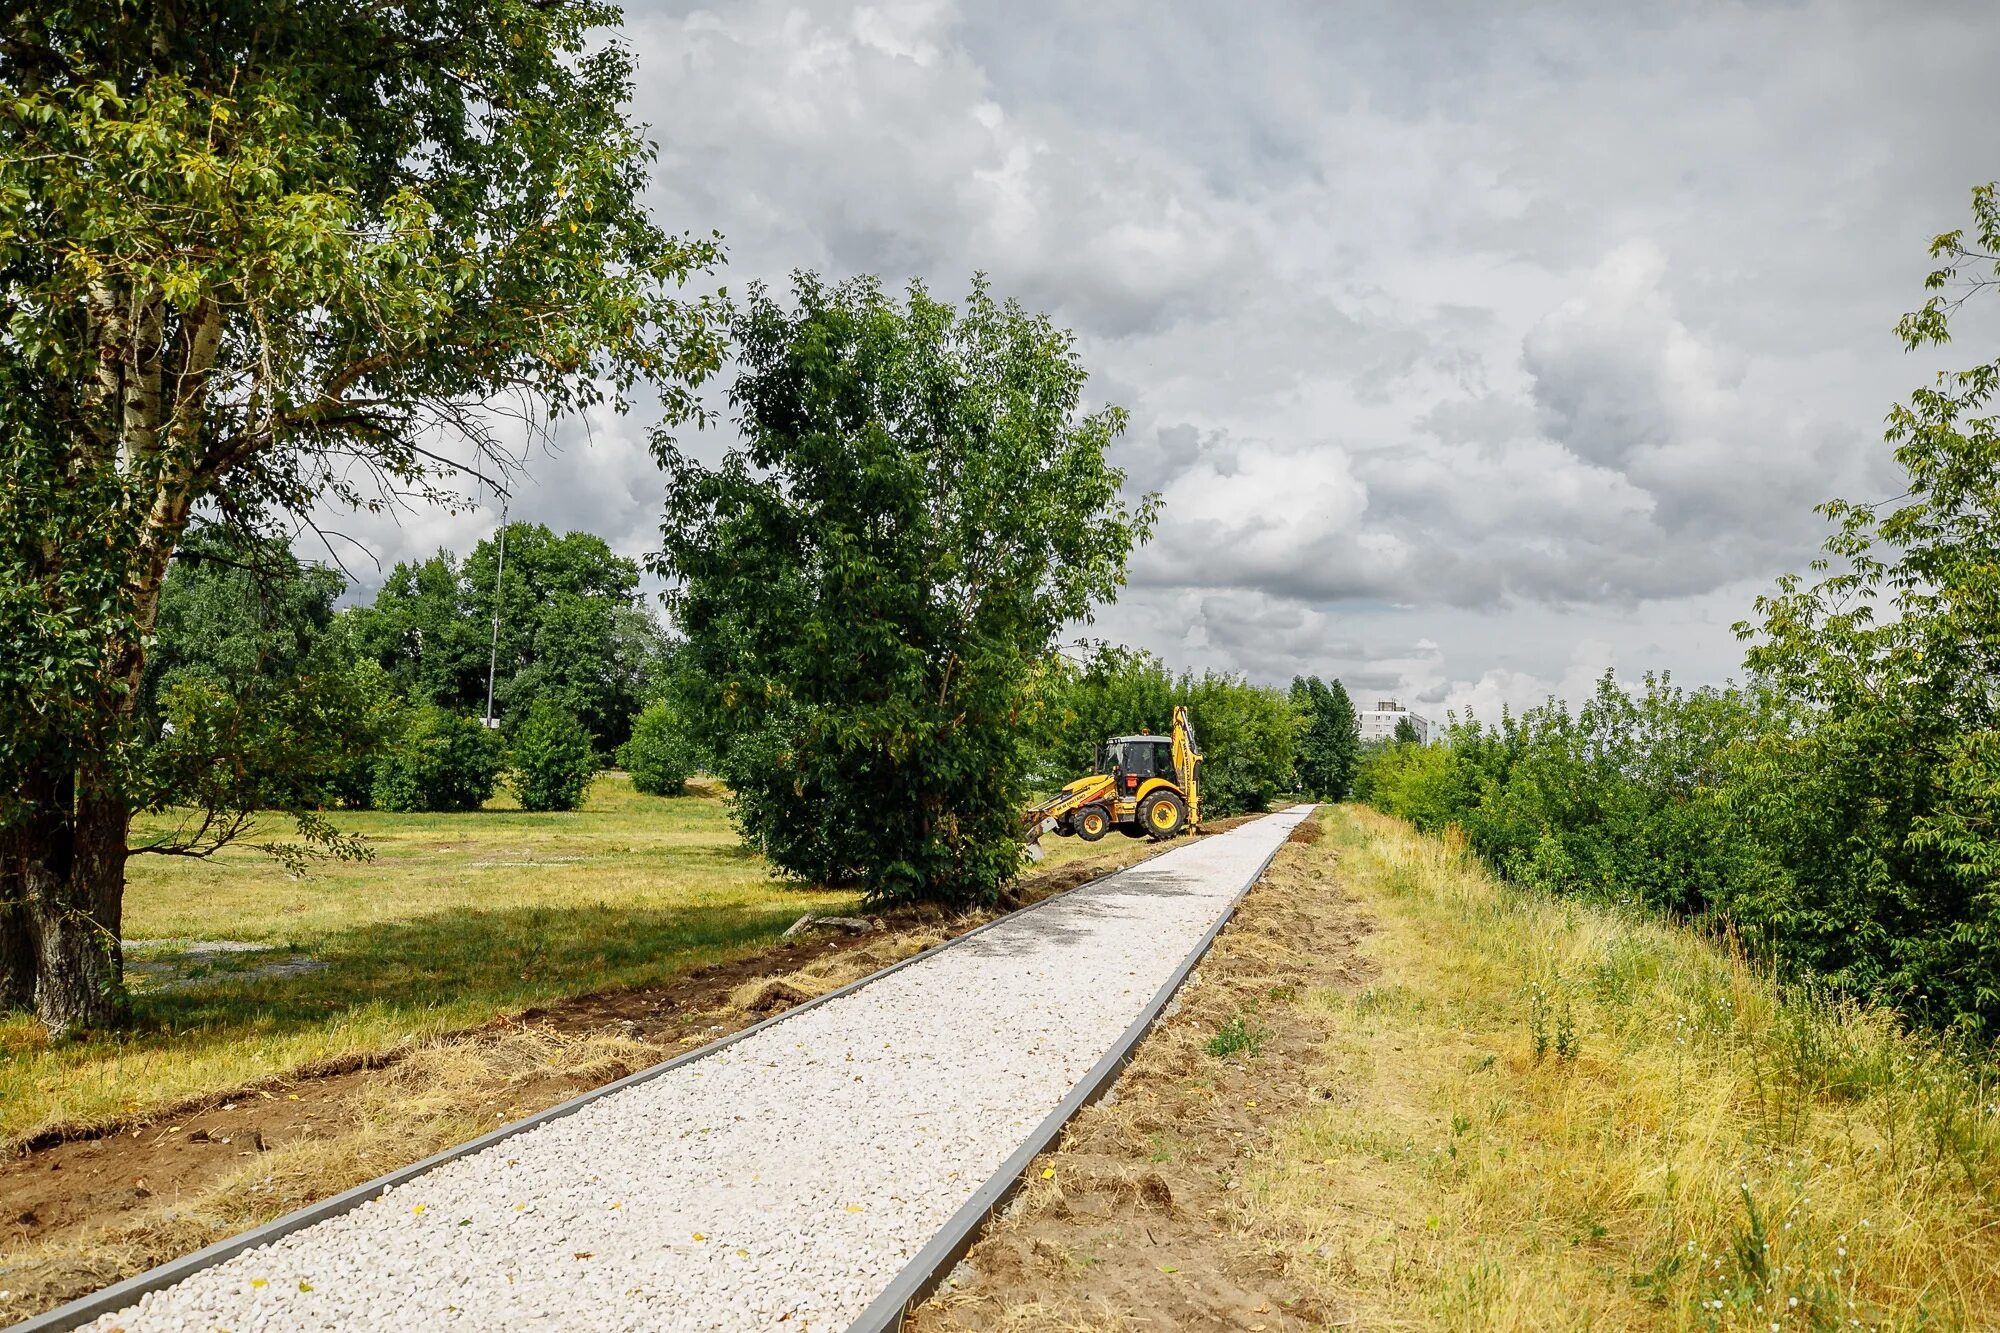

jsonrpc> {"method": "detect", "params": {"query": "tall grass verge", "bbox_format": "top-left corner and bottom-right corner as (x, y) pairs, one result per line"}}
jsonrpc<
(1246, 806), (2000, 1331)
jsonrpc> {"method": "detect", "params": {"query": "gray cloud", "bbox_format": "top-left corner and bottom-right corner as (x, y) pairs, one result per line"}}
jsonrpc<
(1117, 422), (1239, 498)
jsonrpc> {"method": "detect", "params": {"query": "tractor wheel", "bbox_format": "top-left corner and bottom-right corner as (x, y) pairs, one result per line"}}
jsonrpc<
(1075, 805), (1111, 842)
(1139, 790), (1187, 840)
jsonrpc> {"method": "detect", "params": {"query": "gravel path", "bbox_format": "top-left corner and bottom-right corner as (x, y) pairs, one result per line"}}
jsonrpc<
(75, 807), (1314, 1333)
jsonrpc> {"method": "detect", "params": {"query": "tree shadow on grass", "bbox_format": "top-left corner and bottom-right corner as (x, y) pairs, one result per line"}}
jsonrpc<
(127, 901), (791, 1042)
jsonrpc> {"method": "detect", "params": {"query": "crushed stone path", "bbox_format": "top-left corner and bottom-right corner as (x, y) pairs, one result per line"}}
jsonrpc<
(70, 807), (1315, 1333)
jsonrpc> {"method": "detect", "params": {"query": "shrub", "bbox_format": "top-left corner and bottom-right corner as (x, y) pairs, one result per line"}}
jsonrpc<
(618, 699), (696, 796)
(1361, 674), (1774, 916)
(509, 698), (596, 812)
(371, 706), (503, 813)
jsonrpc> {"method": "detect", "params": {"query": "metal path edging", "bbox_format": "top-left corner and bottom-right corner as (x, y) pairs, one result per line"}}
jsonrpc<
(8, 825), (1271, 1333)
(845, 803), (1318, 1332)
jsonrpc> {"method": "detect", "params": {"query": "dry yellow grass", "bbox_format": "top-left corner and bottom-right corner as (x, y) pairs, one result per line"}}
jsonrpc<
(919, 805), (2000, 1331)
(726, 926), (950, 1011)
(1245, 806), (2000, 1331)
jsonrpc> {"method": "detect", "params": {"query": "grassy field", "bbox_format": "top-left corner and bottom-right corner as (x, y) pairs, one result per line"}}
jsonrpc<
(0, 776), (1138, 1146)
(923, 805), (2000, 1331)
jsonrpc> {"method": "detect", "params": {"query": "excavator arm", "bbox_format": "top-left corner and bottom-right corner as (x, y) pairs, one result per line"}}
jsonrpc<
(1170, 705), (1202, 829)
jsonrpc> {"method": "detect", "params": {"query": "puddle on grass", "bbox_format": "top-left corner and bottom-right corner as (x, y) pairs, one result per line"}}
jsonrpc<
(122, 938), (328, 992)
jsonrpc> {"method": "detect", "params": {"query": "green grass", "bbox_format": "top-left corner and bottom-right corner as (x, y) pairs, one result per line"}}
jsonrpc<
(0, 775), (861, 1144)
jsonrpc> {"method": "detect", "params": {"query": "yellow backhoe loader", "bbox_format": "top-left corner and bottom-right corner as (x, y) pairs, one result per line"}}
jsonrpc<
(1022, 706), (1202, 860)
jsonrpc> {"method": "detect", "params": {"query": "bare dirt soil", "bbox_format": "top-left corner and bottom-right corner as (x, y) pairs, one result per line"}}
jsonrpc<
(1, 820), (1255, 1320)
(911, 814), (1375, 1332)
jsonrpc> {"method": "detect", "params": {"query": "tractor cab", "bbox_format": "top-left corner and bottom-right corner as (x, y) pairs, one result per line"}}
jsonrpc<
(1098, 734), (1177, 798)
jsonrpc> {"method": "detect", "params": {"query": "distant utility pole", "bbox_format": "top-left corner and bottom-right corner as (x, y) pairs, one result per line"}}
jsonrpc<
(483, 496), (508, 729)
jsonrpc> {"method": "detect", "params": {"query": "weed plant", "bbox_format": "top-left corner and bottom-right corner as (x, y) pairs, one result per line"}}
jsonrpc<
(1206, 1013), (1271, 1059)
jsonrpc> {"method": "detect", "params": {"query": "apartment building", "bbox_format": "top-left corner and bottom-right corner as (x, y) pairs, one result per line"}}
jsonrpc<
(1356, 698), (1430, 745)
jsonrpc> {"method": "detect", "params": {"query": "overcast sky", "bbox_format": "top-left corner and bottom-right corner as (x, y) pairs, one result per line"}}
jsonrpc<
(339, 0), (2000, 718)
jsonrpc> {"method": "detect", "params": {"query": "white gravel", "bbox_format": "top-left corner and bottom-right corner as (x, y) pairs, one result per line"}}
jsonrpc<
(80, 806), (1314, 1333)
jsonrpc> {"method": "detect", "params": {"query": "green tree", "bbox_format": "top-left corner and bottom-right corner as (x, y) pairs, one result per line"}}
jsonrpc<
(657, 274), (1154, 907)
(1178, 670), (1297, 815)
(1290, 675), (1361, 800)
(1025, 644), (1176, 786)
(347, 551), (492, 717)
(1737, 182), (2000, 1031)
(1323, 677), (1362, 799)
(462, 523), (663, 746)
(370, 707), (503, 814)
(1393, 715), (1422, 745)
(0, 1), (723, 1031)
(141, 528), (396, 810)
(509, 698), (596, 812)
(619, 699), (697, 796)
(351, 523), (668, 748)
(140, 529), (345, 723)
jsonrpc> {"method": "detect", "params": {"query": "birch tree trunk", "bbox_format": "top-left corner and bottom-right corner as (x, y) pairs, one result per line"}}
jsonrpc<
(17, 276), (187, 1035)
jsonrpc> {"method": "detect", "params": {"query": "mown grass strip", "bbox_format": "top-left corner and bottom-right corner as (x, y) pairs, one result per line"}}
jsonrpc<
(0, 776), (854, 1144)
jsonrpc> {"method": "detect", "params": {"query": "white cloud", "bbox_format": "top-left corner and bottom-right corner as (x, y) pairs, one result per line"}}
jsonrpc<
(1435, 638), (1621, 726)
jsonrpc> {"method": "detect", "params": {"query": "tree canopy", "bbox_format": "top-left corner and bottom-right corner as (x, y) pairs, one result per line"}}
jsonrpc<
(656, 274), (1154, 906)
(0, 0), (724, 1032)
(1290, 675), (1361, 801)
(138, 527), (393, 822)
(1733, 183), (2000, 1028)
(351, 522), (667, 749)
(1026, 644), (1176, 785)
